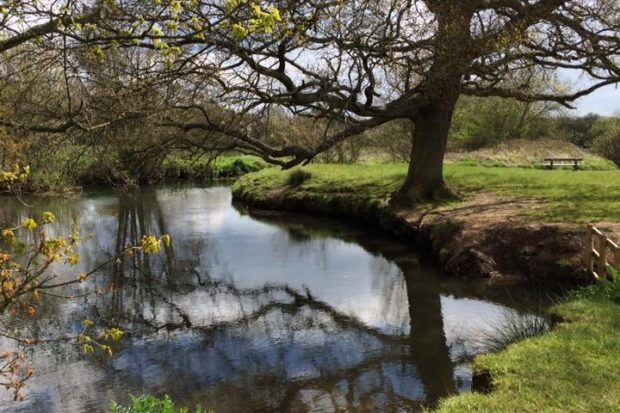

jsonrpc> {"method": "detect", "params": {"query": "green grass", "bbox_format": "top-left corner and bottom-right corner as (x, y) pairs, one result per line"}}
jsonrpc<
(445, 166), (620, 223)
(110, 395), (211, 413)
(234, 164), (403, 202)
(160, 154), (266, 181)
(433, 298), (620, 413)
(234, 162), (620, 412)
(234, 163), (620, 223)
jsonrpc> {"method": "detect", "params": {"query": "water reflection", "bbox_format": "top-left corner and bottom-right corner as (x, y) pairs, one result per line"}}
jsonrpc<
(0, 187), (545, 412)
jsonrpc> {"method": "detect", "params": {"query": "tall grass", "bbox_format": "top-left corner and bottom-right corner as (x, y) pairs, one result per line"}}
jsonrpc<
(479, 310), (550, 353)
(287, 168), (312, 187)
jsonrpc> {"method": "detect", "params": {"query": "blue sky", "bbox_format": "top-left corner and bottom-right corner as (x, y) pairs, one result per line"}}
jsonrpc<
(561, 69), (620, 116)
(573, 84), (620, 116)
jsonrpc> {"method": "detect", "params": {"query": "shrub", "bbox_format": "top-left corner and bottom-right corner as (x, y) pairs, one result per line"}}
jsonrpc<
(570, 268), (620, 305)
(287, 169), (312, 187)
(592, 122), (620, 167)
(215, 157), (264, 178)
(450, 97), (557, 150)
(160, 155), (265, 181)
(109, 395), (212, 413)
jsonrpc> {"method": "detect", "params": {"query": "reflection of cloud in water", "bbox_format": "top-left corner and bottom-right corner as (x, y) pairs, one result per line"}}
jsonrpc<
(441, 296), (524, 359)
(0, 186), (547, 412)
(151, 187), (411, 334)
(109, 304), (422, 412)
(156, 187), (232, 235)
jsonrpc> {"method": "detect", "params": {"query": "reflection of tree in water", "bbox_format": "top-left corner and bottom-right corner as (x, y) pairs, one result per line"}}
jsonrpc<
(85, 195), (458, 412)
(0, 188), (502, 412)
(104, 279), (431, 412)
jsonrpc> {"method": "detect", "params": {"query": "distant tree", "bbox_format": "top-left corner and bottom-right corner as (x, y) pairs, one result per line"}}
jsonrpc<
(592, 117), (620, 166)
(555, 113), (604, 148)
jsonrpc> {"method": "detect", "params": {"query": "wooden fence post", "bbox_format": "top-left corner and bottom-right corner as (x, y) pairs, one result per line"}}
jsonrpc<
(613, 243), (620, 276)
(584, 224), (594, 274)
(598, 233), (608, 279)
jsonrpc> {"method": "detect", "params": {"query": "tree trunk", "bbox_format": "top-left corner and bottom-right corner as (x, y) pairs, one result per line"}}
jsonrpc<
(397, 101), (457, 202)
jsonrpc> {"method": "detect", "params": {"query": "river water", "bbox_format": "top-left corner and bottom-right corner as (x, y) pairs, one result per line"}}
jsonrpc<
(0, 186), (548, 412)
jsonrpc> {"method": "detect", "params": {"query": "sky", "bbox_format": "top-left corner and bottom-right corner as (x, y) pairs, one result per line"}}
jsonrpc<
(561, 69), (620, 116)
(573, 84), (620, 116)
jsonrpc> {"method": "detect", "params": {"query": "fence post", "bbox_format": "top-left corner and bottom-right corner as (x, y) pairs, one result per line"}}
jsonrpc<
(584, 224), (594, 274)
(598, 234), (608, 279)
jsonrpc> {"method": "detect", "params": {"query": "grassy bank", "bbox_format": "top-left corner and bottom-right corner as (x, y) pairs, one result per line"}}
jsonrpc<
(445, 138), (617, 170)
(159, 154), (266, 181)
(234, 163), (620, 412)
(234, 163), (620, 224)
(434, 298), (620, 413)
(10, 153), (267, 194)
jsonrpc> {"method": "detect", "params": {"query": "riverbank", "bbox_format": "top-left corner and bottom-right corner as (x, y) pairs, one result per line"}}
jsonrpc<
(159, 154), (266, 181)
(232, 163), (620, 412)
(434, 297), (620, 412)
(233, 163), (620, 285)
(2, 154), (267, 194)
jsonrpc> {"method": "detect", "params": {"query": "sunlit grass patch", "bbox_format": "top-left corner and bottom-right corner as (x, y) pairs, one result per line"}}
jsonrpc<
(433, 299), (620, 413)
(234, 163), (620, 223)
(160, 154), (266, 181)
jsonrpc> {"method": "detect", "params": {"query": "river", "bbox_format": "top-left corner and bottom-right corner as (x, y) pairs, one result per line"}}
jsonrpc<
(0, 186), (549, 412)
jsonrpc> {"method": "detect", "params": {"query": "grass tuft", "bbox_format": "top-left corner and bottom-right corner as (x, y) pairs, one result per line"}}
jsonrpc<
(287, 168), (312, 187)
(110, 394), (211, 413)
(478, 310), (549, 353)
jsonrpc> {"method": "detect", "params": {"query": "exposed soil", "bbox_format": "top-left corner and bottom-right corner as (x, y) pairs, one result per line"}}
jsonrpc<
(397, 192), (590, 284)
(234, 188), (595, 285)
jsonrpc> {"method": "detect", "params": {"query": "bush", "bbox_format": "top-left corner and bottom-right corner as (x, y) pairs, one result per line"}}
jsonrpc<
(592, 121), (620, 167)
(287, 169), (312, 187)
(555, 113), (604, 148)
(109, 395), (211, 413)
(450, 97), (557, 150)
(215, 157), (264, 178)
(570, 268), (620, 305)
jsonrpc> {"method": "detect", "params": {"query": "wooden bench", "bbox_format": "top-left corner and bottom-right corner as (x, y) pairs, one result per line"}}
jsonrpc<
(542, 157), (583, 170)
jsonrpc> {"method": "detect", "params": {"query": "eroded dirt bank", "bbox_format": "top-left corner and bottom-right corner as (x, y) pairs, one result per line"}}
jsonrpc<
(233, 187), (607, 285)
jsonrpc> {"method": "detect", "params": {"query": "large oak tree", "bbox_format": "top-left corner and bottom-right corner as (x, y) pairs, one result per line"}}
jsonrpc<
(2, 0), (620, 200)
